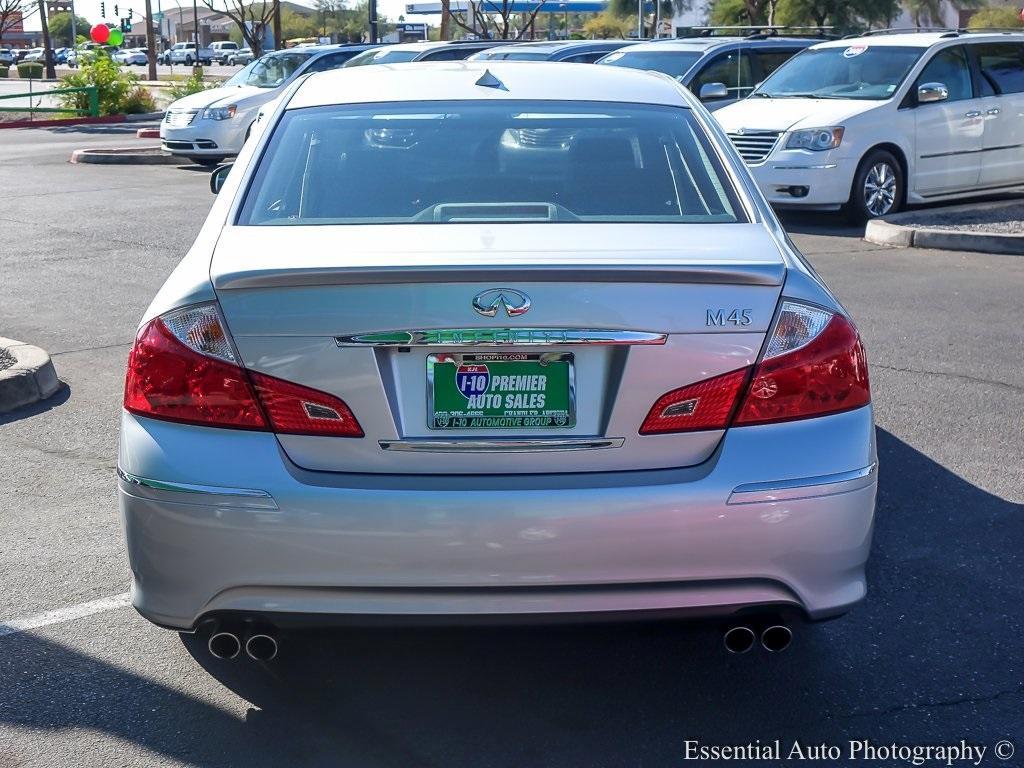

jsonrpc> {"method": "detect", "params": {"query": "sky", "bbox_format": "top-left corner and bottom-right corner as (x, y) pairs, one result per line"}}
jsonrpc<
(21, 0), (414, 32)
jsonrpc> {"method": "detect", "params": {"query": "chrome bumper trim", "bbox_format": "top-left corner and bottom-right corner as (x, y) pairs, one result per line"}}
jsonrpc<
(117, 468), (278, 508)
(727, 464), (877, 505)
(378, 437), (626, 453)
(336, 328), (667, 347)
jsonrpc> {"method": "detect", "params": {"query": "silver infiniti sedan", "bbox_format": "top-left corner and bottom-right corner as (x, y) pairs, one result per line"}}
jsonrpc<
(120, 62), (876, 661)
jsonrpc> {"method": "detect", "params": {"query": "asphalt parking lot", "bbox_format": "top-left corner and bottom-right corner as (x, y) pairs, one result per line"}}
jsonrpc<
(0, 125), (1022, 767)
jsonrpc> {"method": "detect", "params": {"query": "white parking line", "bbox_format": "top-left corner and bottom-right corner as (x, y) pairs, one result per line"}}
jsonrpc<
(0, 592), (131, 638)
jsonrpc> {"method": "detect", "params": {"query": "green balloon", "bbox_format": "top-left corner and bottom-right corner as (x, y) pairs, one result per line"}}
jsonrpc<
(108, 28), (123, 46)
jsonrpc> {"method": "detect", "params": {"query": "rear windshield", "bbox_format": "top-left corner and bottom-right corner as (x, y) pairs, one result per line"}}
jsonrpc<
(224, 52), (311, 88)
(344, 49), (420, 66)
(474, 50), (553, 61)
(599, 50), (704, 79)
(238, 100), (743, 226)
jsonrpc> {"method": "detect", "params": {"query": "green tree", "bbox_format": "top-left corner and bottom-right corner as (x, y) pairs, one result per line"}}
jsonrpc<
(583, 10), (631, 37)
(280, 7), (317, 39)
(708, 0), (750, 24)
(46, 12), (91, 46)
(712, 0), (897, 31)
(966, 5), (1023, 28)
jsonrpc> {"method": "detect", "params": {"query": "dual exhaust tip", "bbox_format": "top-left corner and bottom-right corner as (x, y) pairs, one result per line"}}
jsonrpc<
(723, 623), (792, 654)
(208, 630), (278, 662)
(210, 622), (787, 660)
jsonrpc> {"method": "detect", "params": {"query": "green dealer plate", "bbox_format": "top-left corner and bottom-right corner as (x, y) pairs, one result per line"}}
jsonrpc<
(427, 353), (576, 430)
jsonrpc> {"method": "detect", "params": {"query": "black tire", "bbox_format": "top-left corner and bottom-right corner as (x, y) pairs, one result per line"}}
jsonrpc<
(185, 55), (194, 66)
(847, 149), (903, 222)
(188, 156), (224, 167)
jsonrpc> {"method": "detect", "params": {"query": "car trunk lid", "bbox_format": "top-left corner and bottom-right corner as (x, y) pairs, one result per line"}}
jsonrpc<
(212, 223), (785, 474)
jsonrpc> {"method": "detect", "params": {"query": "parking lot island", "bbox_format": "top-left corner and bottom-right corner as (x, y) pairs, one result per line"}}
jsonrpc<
(0, 337), (60, 413)
(866, 200), (1024, 256)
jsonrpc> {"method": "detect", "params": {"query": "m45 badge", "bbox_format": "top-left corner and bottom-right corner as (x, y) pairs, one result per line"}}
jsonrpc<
(706, 309), (753, 327)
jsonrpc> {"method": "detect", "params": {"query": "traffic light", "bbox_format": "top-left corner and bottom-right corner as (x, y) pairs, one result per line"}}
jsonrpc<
(100, 1), (105, 17)
(121, 18), (130, 31)
(113, 4), (118, 15)
(128, 9), (133, 19)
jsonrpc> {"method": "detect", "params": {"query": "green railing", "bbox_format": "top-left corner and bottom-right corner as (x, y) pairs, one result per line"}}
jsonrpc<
(0, 85), (99, 118)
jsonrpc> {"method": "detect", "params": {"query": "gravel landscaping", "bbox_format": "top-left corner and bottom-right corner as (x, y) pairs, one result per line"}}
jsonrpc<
(900, 201), (1024, 234)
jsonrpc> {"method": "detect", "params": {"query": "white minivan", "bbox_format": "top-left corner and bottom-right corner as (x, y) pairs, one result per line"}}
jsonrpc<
(714, 31), (1024, 219)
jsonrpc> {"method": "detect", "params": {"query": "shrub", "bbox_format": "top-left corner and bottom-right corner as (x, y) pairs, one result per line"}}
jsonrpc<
(16, 61), (44, 79)
(56, 53), (144, 115)
(966, 7), (1024, 28)
(167, 71), (214, 100)
(121, 85), (157, 114)
(582, 12), (632, 39)
(0, 66), (8, 78)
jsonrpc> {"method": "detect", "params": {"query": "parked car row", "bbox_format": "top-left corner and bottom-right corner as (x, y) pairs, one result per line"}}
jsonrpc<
(714, 31), (1024, 218)
(160, 30), (1024, 219)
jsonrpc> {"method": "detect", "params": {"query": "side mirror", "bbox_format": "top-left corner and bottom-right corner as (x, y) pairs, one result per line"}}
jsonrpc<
(210, 162), (233, 195)
(699, 82), (729, 101)
(917, 82), (948, 104)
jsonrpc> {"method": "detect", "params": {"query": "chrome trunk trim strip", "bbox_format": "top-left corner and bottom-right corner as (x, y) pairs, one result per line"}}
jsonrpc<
(336, 328), (668, 347)
(727, 464), (877, 505)
(378, 438), (626, 453)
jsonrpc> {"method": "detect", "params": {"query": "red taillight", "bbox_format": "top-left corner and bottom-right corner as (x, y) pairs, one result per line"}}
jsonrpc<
(734, 312), (869, 426)
(250, 371), (363, 437)
(124, 304), (363, 437)
(639, 302), (869, 435)
(124, 316), (266, 429)
(639, 367), (750, 435)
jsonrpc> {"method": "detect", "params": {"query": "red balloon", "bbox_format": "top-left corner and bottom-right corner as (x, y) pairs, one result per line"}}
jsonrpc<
(90, 23), (110, 43)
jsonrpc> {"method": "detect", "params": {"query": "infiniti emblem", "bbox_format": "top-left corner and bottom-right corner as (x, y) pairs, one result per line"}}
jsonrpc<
(472, 288), (531, 318)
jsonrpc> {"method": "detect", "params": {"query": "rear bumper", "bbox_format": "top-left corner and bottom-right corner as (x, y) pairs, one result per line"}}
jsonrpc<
(119, 407), (878, 630)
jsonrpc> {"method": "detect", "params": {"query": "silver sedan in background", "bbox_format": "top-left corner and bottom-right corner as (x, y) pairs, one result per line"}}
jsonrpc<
(120, 62), (875, 664)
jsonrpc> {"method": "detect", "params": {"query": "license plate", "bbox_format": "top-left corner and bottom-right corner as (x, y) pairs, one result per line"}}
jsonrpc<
(427, 353), (575, 430)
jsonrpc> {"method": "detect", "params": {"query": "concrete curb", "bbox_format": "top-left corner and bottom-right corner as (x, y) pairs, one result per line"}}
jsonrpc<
(71, 146), (179, 165)
(0, 114), (126, 130)
(0, 337), (61, 414)
(865, 200), (1024, 255)
(125, 111), (165, 122)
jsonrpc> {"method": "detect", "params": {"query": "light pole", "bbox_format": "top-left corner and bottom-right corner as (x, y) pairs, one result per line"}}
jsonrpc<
(192, 0), (199, 69)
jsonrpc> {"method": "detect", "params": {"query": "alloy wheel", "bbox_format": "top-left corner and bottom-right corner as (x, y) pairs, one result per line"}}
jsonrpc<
(863, 162), (897, 217)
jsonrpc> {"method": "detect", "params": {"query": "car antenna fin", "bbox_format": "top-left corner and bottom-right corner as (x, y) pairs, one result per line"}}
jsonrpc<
(475, 69), (508, 91)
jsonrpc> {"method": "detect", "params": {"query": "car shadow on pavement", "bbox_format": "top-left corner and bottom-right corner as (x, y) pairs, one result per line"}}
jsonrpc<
(45, 124), (157, 136)
(0, 383), (70, 426)
(1, 428), (1021, 766)
(776, 211), (864, 239)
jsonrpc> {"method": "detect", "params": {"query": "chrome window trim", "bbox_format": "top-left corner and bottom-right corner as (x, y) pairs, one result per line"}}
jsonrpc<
(335, 328), (668, 347)
(727, 464), (877, 505)
(379, 437), (626, 453)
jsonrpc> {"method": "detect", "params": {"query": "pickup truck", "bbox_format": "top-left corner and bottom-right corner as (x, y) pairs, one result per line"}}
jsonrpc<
(159, 42), (213, 66)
